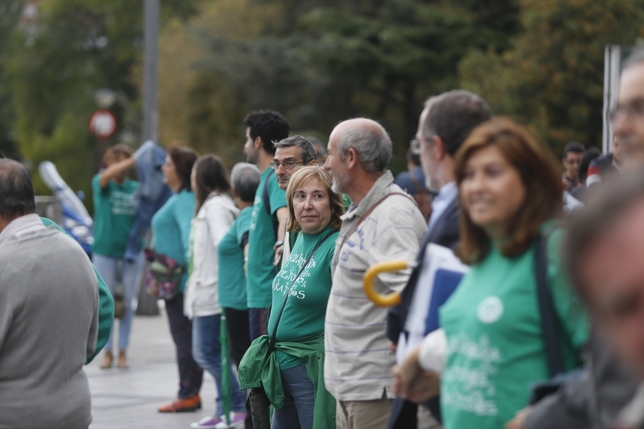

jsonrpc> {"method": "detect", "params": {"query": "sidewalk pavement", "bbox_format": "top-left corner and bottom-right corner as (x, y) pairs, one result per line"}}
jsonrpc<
(87, 308), (217, 429)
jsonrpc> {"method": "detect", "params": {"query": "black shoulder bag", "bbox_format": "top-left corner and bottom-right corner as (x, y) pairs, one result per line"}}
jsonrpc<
(247, 229), (336, 428)
(529, 229), (582, 404)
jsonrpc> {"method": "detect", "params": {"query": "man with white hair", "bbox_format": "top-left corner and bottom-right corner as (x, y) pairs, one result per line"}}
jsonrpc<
(323, 118), (427, 428)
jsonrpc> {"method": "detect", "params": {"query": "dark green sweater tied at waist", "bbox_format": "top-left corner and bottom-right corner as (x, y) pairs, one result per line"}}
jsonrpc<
(238, 332), (336, 429)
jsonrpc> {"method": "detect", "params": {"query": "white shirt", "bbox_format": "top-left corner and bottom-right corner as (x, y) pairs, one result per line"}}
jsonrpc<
(0, 214), (43, 245)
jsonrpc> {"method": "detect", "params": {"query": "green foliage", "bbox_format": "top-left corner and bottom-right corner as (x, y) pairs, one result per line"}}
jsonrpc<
(460, 0), (644, 155)
(0, 0), (200, 209)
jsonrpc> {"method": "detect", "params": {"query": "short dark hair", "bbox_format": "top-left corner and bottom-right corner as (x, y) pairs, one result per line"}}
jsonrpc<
(563, 141), (585, 158)
(274, 135), (317, 164)
(168, 146), (198, 192)
(0, 159), (36, 220)
(230, 162), (261, 203)
(406, 146), (421, 167)
(566, 170), (644, 305)
(193, 155), (231, 215)
(455, 118), (563, 263)
(422, 90), (493, 156)
(243, 110), (290, 155)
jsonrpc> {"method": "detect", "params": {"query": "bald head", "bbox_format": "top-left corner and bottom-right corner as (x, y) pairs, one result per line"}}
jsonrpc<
(329, 118), (392, 173)
(0, 159), (36, 222)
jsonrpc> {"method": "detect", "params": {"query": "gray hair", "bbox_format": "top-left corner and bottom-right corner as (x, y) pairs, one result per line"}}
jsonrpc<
(337, 121), (392, 173)
(0, 159), (36, 219)
(422, 90), (493, 156)
(274, 135), (317, 165)
(622, 50), (644, 72)
(230, 162), (261, 203)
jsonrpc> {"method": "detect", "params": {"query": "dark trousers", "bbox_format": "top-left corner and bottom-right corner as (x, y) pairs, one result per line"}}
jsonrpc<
(225, 308), (255, 429)
(165, 293), (203, 399)
(224, 308), (252, 368)
(248, 307), (270, 341)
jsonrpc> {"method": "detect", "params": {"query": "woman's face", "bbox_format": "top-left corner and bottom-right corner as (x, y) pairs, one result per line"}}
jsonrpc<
(162, 155), (180, 191)
(293, 176), (332, 235)
(460, 145), (526, 239)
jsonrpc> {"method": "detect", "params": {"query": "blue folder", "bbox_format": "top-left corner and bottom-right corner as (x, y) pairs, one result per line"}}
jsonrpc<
(424, 269), (464, 334)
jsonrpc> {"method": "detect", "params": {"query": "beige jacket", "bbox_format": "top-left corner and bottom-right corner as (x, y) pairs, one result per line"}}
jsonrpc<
(324, 171), (427, 401)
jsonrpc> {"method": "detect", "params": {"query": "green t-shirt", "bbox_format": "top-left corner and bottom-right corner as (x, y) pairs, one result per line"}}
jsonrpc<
(150, 190), (195, 293)
(439, 230), (589, 429)
(267, 225), (338, 369)
(218, 207), (252, 311)
(91, 174), (139, 257)
(247, 169), (287, 308)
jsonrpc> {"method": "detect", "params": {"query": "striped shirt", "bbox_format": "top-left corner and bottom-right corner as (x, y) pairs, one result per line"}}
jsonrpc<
(324, 171), (427, 401)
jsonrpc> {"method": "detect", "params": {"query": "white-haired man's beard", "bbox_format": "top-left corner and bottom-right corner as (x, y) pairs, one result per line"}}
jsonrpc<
(331, 171), (350, 194)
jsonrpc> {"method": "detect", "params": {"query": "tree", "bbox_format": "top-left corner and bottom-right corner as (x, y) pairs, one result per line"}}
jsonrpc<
(459, 0), (644, 154)
(2, 0), (200, 203)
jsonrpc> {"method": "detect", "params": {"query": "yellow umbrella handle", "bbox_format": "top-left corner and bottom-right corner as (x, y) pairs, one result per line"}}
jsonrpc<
(363, 260), (411, 307)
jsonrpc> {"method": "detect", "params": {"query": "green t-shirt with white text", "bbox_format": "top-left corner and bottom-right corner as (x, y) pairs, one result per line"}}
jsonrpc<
(91, 174), (139, 257)
(439, 229), (589, 429)
(268, 225), (338, 369)
(246, 169), (286, 309)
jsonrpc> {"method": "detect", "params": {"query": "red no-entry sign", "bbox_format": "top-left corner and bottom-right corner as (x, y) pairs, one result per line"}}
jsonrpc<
(89, 109), (117, 139)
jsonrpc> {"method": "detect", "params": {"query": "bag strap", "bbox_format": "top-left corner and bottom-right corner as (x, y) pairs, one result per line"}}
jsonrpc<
(408, 173), (427, 196)
(263, 169), (280, 238)
(534, 228), (565, 377)
(266, 228), (336, 357)
(333, 191), (410, 267)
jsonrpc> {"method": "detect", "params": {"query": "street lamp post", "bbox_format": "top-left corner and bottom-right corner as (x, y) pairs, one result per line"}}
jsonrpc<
(137, 0), (161, 316)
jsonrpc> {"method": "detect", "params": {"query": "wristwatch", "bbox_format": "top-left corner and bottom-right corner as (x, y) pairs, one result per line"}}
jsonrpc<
(274, 240), (285, 249)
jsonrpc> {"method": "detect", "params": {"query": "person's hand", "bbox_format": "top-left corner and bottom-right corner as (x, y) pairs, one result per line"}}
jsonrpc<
(273, 246), (283, 267)
(505, 406), (532, 429)
(392, 345), (440, 403)
(388, 341), (397, 353)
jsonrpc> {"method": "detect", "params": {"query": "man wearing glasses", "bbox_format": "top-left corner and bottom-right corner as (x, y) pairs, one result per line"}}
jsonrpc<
(387, 90), (492, 429)
(271, 135), (318, 265)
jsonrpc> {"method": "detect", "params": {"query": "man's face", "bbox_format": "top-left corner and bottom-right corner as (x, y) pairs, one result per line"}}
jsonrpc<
(613, 63), (644, 168)
(580, 198), (644, 376)
(244, 127), (260, 165)
(273, 146), (304, 190)
(416, 108), (441, 192)
(324, 132), (351, 194)
(563, 151), (583, 181)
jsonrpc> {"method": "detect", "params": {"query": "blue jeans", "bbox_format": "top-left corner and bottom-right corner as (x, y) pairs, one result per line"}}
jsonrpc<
(93, 253), (144, 351)
(272, 363), (315, 429)
(192, 314), (246, 417)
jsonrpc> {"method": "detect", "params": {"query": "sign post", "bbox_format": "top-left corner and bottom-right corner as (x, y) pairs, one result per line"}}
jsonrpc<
(89, 108), (118, 171)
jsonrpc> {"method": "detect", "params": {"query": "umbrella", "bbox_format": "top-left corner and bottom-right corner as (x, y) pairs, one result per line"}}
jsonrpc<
(220, 310), (231, 426)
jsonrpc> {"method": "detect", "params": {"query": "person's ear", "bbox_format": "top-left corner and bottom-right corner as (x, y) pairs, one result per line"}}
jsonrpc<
(433, 136), (446, 160)
(254, 137), (263, 151)
(346, 147), (358, 169)
(231, 187), (239, 198)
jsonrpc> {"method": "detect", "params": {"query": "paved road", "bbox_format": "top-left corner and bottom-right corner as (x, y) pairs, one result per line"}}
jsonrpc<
(87, 308), (217, 429)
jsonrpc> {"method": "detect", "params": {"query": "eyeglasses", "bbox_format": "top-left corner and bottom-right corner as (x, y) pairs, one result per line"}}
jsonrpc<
(610, 98), (644, 123)
(270, 160), (303, 170)
(410, 136), (434, 155)
(410, 139), (421, 155)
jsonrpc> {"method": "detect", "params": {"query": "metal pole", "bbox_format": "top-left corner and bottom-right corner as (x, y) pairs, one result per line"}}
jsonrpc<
(142, 0), (159, 143)
(137, 0), (160, 316)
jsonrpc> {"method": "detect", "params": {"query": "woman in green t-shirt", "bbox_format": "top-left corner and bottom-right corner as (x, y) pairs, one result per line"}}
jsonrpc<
(243, 166), (344, 429)
(92, 144), (142, 370)
(435, 119), (588, 429)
